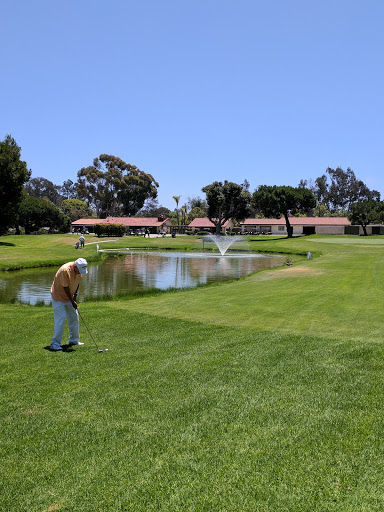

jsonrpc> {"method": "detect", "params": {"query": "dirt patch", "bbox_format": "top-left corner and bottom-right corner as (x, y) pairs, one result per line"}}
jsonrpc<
(253, 265), (323, 281)
(42, 505), (59, 512)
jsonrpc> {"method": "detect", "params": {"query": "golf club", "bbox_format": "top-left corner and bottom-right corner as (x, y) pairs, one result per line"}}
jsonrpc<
(77, 309), (106, 353)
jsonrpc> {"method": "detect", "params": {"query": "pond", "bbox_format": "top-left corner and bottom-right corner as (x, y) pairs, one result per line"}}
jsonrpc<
(0, 251), (285, 305)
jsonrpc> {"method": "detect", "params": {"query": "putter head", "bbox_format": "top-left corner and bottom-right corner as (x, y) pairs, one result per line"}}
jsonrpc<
(98, 349), (103, 353)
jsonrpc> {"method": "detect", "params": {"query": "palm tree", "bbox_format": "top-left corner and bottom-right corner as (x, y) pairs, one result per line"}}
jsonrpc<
(173, 195), (181, 229)
(180, 204), (188, 233)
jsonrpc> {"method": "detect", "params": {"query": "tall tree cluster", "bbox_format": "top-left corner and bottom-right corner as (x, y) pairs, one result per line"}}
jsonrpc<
(1, 133), (383, 238)
(300, 167), (383, 236)
(25, 177), (64, 206)
(200, 180), (317, 238)
(308, 167), (380, 213)
(0, 135), (162, 234)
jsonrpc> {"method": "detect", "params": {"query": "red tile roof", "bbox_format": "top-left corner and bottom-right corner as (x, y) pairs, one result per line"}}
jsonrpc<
(189, 218), (233, 228)
(72, 217), (173, 227)
(241, 217), (351, 226)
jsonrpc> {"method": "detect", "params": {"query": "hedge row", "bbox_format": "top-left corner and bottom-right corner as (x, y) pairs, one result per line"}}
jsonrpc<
(94, 224), (126, 237)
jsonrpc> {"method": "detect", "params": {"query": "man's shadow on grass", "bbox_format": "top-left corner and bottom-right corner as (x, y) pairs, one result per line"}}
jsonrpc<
(44, 344), (76, 353)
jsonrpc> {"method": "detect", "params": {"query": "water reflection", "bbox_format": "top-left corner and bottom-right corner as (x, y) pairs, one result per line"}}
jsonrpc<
(0, 251), (284, 305)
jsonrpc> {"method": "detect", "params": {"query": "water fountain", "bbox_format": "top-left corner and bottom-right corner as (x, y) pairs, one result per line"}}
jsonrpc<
(206, 235), (242, 256)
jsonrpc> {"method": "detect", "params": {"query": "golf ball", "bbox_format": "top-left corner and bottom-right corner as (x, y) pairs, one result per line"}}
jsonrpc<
(105, 349), (108, 352)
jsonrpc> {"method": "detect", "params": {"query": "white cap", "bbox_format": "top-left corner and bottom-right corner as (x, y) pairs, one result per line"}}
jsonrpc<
(75, 258), (88, 274)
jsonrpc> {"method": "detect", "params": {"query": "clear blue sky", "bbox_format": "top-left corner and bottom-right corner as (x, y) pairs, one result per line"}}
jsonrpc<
(2, 0), (383, 210)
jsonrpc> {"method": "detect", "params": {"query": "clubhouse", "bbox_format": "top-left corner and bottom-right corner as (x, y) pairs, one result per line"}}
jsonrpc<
(72, 215), (174, 235)
(241, 217), (352, 236)
(71, 215), (384, 237)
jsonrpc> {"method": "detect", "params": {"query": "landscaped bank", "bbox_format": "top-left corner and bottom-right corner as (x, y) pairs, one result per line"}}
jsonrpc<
(1, 235), (384, 511)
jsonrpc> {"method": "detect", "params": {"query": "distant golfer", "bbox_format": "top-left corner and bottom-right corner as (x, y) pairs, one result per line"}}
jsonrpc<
(49, 258), (88, 351)
(79, 234), (85, 248)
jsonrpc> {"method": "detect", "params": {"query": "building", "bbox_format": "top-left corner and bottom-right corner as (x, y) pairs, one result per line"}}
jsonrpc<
(241, 217), (351, 236)
(71, 216), (174, 235)
(188, 218), (235, 234)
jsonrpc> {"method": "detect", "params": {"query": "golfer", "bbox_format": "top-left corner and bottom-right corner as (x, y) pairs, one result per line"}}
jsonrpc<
(49, 258), (88, 351)
(79, 234), (85, 248)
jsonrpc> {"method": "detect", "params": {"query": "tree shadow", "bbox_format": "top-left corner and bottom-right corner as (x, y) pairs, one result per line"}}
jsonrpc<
(0, 242), (15, 247)
(249, 237), (288, 242)
(249, 236), (302, 242)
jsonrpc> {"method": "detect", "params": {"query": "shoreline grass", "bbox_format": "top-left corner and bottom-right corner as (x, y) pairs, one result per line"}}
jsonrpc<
(0, 233), (316, 271)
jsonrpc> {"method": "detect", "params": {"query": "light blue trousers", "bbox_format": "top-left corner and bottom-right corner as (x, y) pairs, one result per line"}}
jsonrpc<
(50, 296), (80, 349)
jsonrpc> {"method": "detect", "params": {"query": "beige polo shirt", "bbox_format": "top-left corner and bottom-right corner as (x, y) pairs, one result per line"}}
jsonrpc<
(50, 262), (83, 302)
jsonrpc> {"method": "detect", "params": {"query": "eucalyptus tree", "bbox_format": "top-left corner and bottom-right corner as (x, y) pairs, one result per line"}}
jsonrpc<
(311, 168), (380, 212)
(25, 177), (63, 206)
(137, 198), (172, 218)
(60, 179), (77, 200)
(77, 154), (159, 217)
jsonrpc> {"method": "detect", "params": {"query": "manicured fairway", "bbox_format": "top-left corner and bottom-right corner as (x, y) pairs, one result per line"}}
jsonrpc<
(1, 235), (384, 511)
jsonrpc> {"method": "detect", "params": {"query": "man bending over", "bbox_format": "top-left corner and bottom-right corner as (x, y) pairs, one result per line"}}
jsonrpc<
(49, 258), (88, 351)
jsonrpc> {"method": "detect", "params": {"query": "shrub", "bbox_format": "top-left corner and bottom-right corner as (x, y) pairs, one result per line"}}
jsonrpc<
(94, 224), (126, 237)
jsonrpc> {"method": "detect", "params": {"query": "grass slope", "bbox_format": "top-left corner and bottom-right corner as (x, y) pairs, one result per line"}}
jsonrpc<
(1, 235), (384, 511)
(113, 237), (384, 342)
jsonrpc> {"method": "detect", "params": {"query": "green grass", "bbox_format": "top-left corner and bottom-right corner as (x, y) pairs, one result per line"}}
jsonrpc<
(1, 234), (384, 510)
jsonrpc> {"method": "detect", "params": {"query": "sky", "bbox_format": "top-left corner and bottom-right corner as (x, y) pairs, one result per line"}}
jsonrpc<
(2, 0), (384, 210)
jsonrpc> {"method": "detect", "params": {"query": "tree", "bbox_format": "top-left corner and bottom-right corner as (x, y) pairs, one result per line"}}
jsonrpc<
(60, 179), (77, 200)
(155, 206), (172, 218)
(313, 175), (329, 206)
(25, 177), (64, 206)
(0, 135), (31, 234)
(311, 167), (380, 212)
(348, 201), (384, 236)
(60, 199), (96, 222)
(77, 154), (159, 217)
(180, 204), (188, 226)
(252, 185), (316, 238)
(137, 198), (160, 217)
(137, 198), (172, 218)
(188, 206), (207, 222)
(313, 203), (331, 217)
(173, 195), (181, 226)
(187, 196), (208, 213)
(18, 195), (70, 234)
(202, 181), (251, 234)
